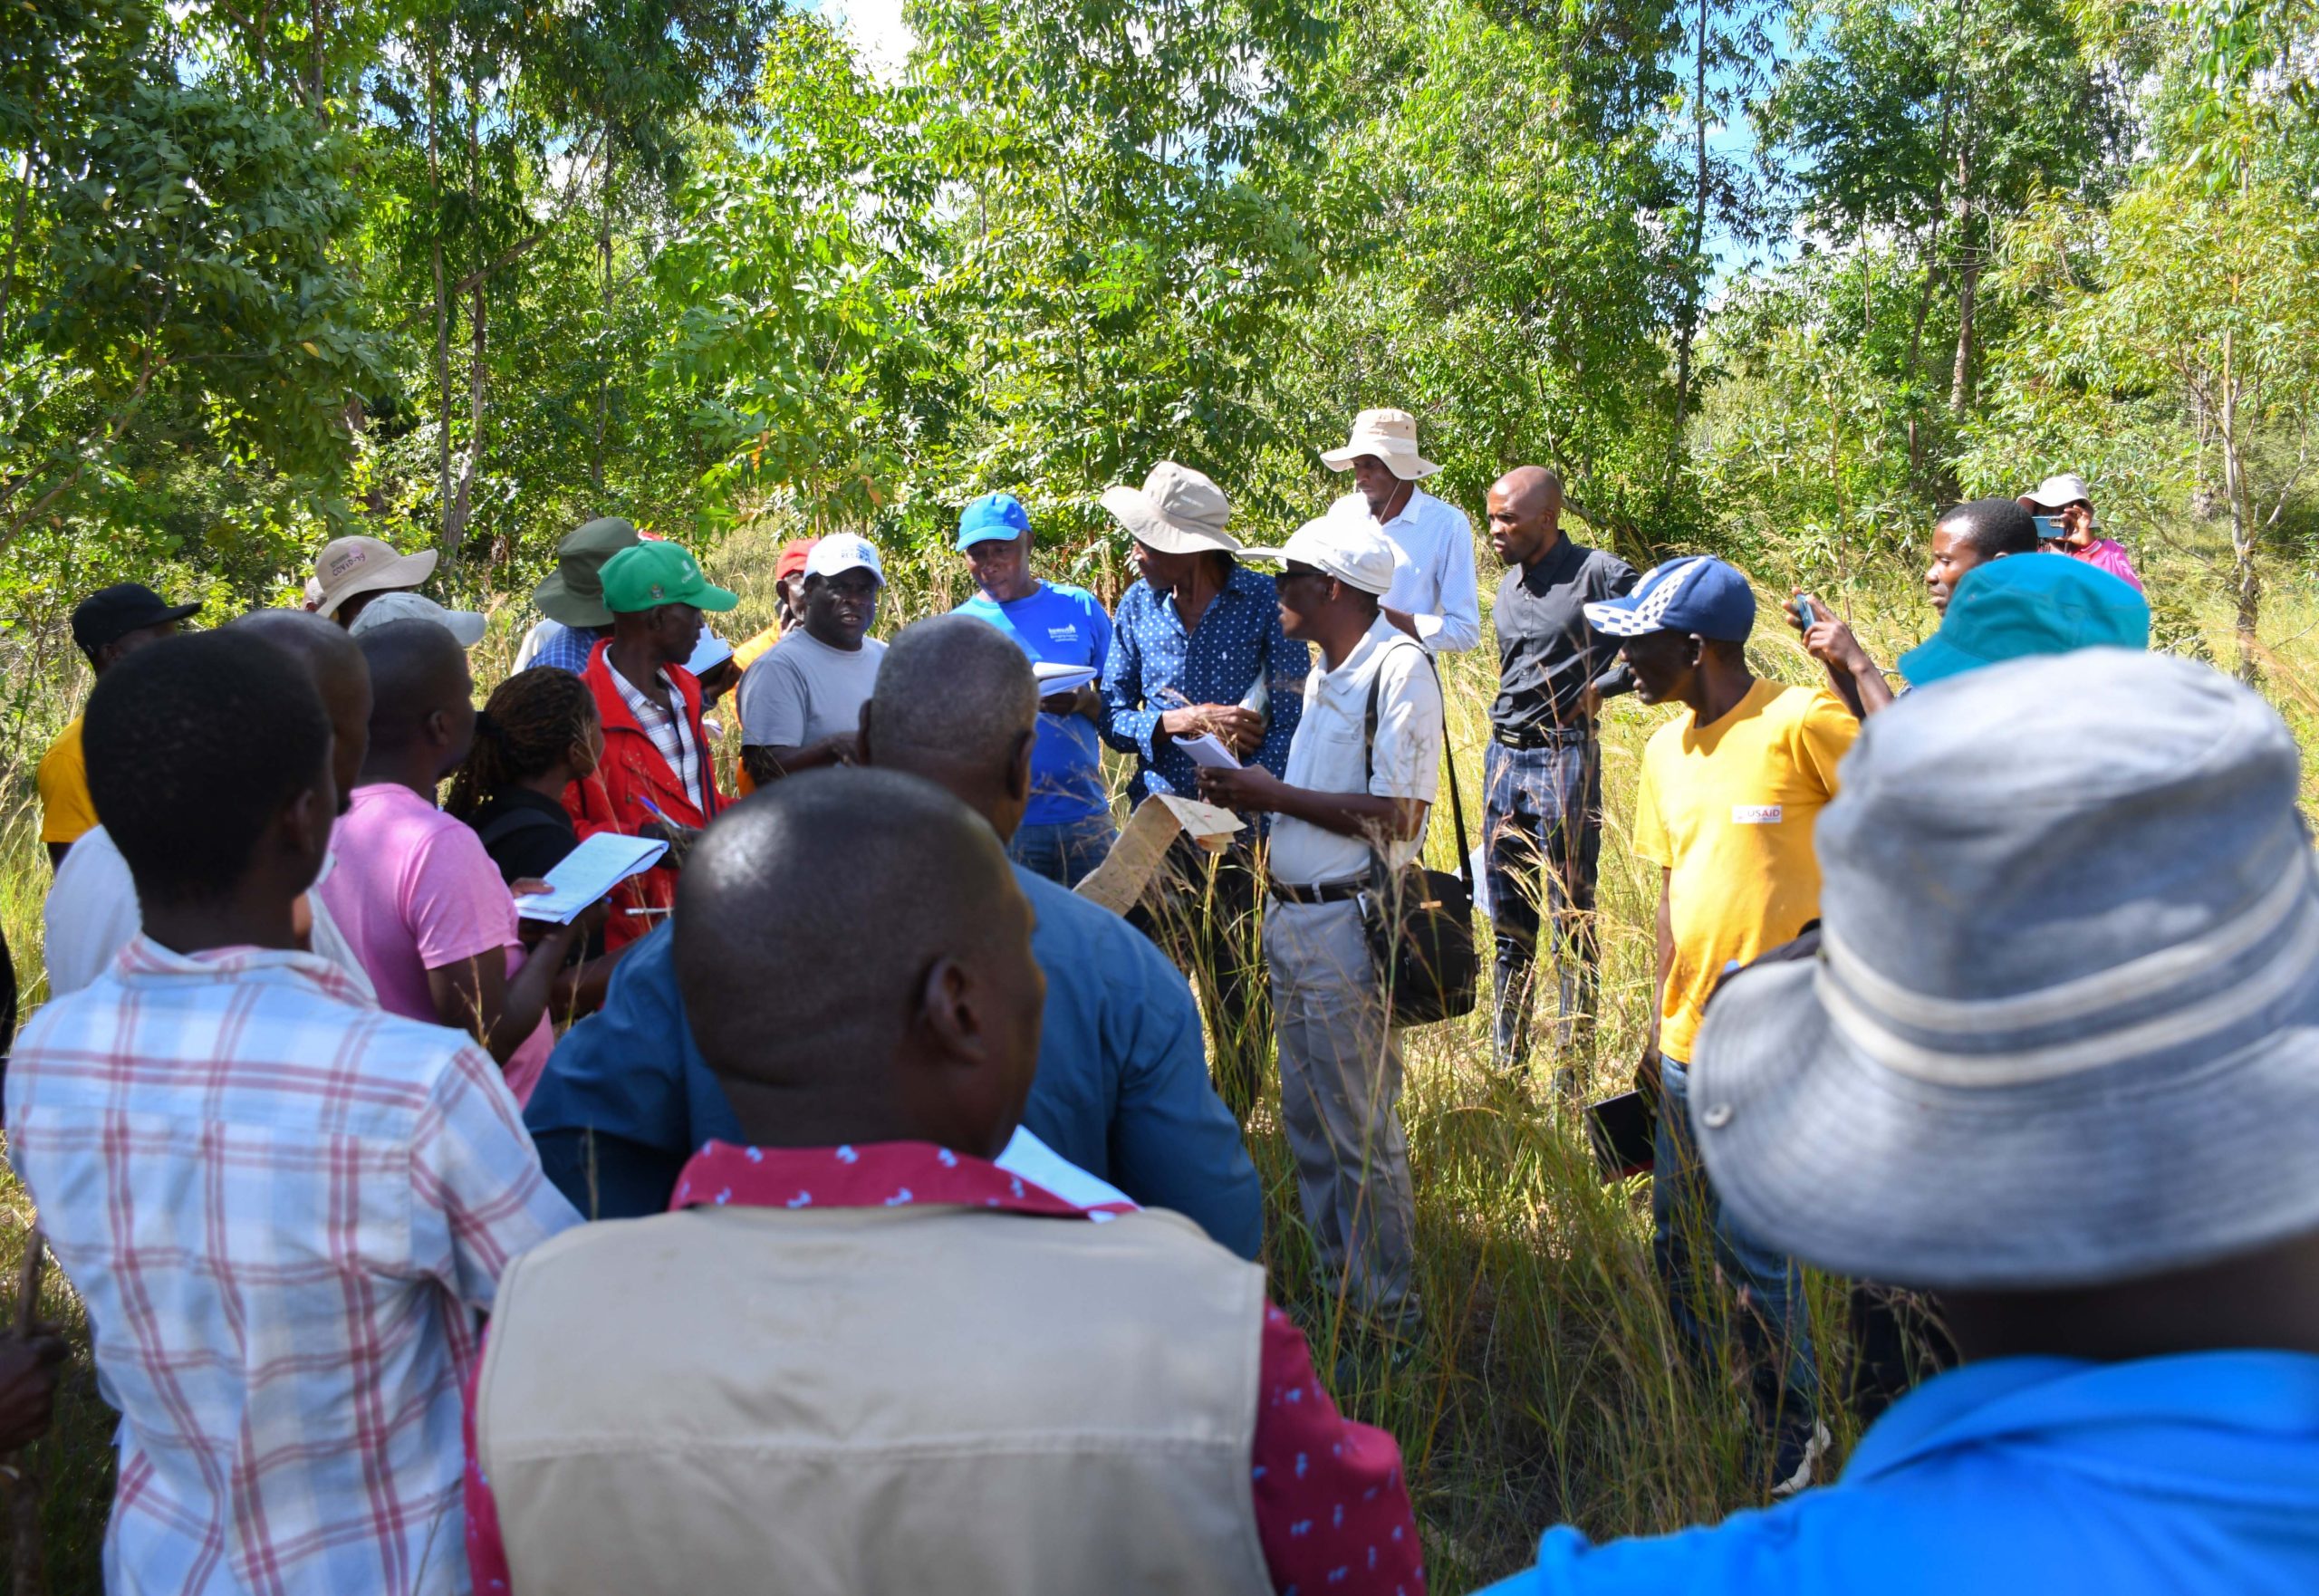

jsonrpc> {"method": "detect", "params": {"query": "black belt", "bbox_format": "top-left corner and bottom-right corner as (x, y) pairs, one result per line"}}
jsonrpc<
(1267, 876), (1366, 906)
(1492, 722), (1594, 750)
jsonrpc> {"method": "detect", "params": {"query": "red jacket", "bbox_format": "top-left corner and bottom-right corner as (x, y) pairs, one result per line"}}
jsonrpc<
(564, 640), (722, 949)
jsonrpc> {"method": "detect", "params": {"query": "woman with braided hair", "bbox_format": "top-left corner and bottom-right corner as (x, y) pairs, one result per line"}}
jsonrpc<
(447, 667), (606, 884)
(447, 667), (633, 1013)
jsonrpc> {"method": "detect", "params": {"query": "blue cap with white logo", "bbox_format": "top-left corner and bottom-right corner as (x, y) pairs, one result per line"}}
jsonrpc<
(957, 492), (1032, 551)
(1583, 555), (1756, 643)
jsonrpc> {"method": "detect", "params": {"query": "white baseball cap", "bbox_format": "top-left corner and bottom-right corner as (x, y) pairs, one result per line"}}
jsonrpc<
(803, 534), (885, 585)
(346, 590), (488, 649)
(1241, 513), (1398, 597)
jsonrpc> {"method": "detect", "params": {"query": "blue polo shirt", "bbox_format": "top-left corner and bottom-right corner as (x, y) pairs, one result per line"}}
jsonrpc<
(524, 863), (1264, 1260)
(953, 582), (1113, 826)
(1481, 1350), (2319, 1594)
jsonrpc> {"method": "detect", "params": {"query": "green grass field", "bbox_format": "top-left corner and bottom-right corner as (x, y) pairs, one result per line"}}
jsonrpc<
(0, 520), (2310, 1591)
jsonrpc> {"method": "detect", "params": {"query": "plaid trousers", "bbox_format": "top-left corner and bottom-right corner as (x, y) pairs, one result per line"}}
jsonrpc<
(1482, 736), (1602, 1069)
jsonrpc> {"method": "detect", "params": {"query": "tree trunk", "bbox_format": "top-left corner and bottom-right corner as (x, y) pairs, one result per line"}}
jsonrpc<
(428, 45), (452, 560)
(1948, 124), (1978, 418)
(592, 130), (612, 494)
(2223, 328), (2260, 682)
(446, 279), (486, 554)
(1667, 0), (1711, 466)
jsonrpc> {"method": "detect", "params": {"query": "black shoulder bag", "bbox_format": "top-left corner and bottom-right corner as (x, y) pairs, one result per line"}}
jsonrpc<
(1358, 641), (1479, 1024)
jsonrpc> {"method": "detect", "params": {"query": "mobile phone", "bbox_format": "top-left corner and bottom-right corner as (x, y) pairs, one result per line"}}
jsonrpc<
(2032, 514), (2063, 541)
(1586, 1091), (1659, 1182)
(1793, 596), (1817, 629)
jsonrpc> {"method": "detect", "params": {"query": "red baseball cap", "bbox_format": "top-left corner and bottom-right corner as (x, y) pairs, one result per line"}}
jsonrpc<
(775, 538), (816, 581)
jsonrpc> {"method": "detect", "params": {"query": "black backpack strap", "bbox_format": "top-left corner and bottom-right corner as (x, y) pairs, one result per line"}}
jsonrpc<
(1362, 639), (1471, 885)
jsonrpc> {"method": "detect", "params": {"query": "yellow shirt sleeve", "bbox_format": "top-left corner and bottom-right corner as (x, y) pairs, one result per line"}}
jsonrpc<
(37, 716), (98, 845)
(1794, 686), (1862, 799)
(1630, 734), (1671, 868)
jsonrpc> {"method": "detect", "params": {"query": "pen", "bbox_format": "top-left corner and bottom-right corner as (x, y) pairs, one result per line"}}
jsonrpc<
(624, 907), (674, 918)
(633, 794), (678, 829)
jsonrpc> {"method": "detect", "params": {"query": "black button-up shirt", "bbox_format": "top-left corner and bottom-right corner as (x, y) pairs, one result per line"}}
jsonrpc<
(1490, 534), (1639, 736)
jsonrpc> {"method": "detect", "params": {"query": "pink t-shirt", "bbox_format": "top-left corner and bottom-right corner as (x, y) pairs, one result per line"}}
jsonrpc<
(2071, 538), (2143, 594)
(318, 783), (553, 1102)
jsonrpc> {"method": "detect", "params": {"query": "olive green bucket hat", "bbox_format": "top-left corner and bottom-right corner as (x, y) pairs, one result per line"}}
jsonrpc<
(533, 516), (640, 628)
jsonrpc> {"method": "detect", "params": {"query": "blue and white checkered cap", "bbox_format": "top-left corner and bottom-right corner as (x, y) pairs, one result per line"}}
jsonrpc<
(1583, 555), (1756, 642)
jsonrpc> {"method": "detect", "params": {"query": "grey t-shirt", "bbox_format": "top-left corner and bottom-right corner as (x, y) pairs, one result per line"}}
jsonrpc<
(738, 630), (888, 749)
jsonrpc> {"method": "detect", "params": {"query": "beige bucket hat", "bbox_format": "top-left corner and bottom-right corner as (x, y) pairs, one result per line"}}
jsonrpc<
(1099, 462), (1241, 555)
(312, 536), (438, 620)
(1320, 408), (1440, 481)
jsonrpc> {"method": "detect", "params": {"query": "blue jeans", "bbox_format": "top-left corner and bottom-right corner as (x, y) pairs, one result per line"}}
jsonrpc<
(1007, 813), (1117, 888)
(1653, 1057), (1818, 1429)
(1483, 738), (1602, 1069)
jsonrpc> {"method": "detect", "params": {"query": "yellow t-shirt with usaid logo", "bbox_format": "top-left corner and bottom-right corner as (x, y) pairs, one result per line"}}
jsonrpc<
(1631, 677), (1858, 1062)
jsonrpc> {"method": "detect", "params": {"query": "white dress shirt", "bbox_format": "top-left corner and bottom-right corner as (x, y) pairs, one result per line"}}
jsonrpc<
(44, 825), (378, 1004)
(1330, 486), (1482, 651)
(1267, 616), (1444, 886)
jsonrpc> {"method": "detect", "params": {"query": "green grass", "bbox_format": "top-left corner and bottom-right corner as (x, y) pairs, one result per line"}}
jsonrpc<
(1, 522), (2313, 1591)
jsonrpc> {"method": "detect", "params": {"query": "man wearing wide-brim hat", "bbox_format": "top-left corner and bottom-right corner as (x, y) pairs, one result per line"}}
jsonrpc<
(514, 516), (641, 673)
(1321, 408), (1481, 653)
(310, 535), (439, 629)
(1097, 461), (1313, 1112)
(1479, 649), (2319, 1595)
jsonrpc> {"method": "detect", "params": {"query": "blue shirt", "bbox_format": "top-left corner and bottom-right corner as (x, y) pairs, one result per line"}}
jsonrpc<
(953, 582), (1114, 826)
(1101, 563), (1309, 802)
(1481, 1351), (2319, 1595)
(524, 863), (1264, 1259)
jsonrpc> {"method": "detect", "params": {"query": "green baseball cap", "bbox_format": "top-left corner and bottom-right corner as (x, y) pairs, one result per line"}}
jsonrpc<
(533, 517), (640, 627)
(599, 542), (739, 616)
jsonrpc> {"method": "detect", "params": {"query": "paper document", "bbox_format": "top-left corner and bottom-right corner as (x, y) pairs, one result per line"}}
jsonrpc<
(1074, 796), (1244, 916)
(1171, 732), (1241, 770)
(516, 832), (669, 923)
(1034, 661), (1100, 697)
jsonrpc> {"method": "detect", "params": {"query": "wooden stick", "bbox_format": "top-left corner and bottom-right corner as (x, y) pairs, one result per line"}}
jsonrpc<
(9, 1225), (46, 1596)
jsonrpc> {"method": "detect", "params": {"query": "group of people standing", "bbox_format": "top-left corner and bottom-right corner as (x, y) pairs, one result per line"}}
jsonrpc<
(10, 402), (2310, 1596)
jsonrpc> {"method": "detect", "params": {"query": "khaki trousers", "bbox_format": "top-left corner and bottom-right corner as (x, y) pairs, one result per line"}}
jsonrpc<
(1264, 897), (1419, 1333)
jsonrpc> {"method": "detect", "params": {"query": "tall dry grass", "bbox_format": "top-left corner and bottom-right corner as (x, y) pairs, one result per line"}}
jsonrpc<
(0, 518), (2312, 1591)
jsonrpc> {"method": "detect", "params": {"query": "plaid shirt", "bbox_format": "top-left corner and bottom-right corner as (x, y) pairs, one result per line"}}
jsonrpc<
(521, 621), (608, 675)
(5, 937), (580, 1595)
(607, 659), (705, 813)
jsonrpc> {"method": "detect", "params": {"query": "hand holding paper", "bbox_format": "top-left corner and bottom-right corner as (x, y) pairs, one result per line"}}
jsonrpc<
(516, 832), (671, 923)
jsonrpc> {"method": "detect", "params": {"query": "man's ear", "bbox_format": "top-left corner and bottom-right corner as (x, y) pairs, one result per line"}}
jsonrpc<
(1005, 727), (1034, 803)
(915, 954), (989, 1067)
(276, 783), (332, 896)
(856, 700), (876, 766)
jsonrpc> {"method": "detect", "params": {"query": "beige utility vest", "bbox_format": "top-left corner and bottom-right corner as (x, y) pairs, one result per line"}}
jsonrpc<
(476, 1201), (1276, 1596)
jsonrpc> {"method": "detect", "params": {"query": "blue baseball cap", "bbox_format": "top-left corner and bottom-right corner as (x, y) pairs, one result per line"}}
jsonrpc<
(1899, 552), (2150, 687)
(957, 492), (1032, 551)
(1583, 555), (1756, 643)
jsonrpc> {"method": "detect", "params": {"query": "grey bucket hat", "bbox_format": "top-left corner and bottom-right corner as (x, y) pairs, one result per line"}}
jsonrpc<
(1693, 649), (2319, 1291)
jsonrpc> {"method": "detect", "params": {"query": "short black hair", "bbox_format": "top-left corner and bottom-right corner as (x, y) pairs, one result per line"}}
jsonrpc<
(85, 631), (332, 907)
(1938, 497), (2040, 559)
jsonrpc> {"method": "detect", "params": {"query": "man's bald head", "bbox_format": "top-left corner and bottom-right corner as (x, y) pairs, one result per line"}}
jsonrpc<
(232, 611), (372, 808)
(356, 618), (476, 779)
(1487, 466), (1565, 567)
(860, 616), (1039, 841)
(675, 768), (1044, 1155)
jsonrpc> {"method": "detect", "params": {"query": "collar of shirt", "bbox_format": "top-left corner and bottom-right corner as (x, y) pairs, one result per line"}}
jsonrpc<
(1517, 532), (1586, 593)
(113, 932), (374, 1009)
(1845, 1350), (2319, 1490)
(610, 660), (679, 721)
(1375, 485), (1438, 531)
(669, 1139), (1140, 1221)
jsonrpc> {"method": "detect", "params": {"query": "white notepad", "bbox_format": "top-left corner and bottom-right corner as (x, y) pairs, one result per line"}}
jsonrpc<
(1033, 661), (1100, 697)
(1171, 732), (1242, 770)
(515, 832), (670, 923)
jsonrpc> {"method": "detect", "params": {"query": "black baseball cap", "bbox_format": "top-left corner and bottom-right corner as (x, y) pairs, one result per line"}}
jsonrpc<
(71, 584), (202, 655)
